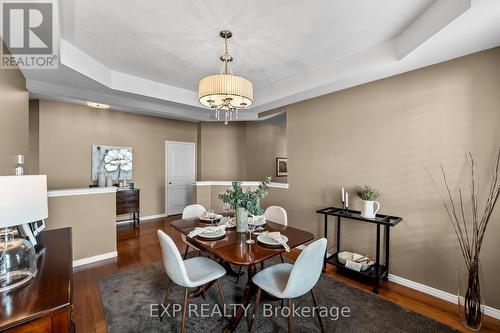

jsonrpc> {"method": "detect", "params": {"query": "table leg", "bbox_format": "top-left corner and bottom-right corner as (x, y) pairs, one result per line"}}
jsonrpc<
(220, 260), (245, 278)
(383, 225), (390, 281)
(374, 223), (380, 293)
(336, 216), (341, 253)
(224, 264), (257, 332)
(322, 215), (328, 272)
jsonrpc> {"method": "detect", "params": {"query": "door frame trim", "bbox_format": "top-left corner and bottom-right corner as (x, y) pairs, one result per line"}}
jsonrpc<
(165, 140), (196, 216)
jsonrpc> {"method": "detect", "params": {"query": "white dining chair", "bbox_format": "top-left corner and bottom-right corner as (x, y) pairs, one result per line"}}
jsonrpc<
(248, 238), (327, 333)
(264, 206), (287, 226)
(264, 206), (288, 263)
(181, 204), (206, 259)
(157, 230), (226, 333)
(236, 206), (289, 283)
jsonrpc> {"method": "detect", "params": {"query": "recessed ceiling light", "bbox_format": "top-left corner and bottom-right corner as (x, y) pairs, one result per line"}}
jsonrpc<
(87, 102), (109, 109)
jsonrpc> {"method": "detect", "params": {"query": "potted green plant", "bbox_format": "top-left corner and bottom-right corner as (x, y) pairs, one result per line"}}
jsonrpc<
(354, 185), (381, 218)
(218, 177), (271, 233)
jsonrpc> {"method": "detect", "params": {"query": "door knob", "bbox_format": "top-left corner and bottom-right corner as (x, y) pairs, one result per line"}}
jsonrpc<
(168, 182), (172, 184)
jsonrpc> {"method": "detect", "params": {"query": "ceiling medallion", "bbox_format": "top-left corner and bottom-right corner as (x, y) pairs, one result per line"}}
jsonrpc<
(199, 30), (253, 124)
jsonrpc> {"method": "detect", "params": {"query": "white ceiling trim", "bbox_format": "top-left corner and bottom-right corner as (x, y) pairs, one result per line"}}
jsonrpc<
(23, 0), (500, 122)
(60, 39), (201, 108)
(55, 0), (473, 116)
(395, 0), (471, 59)
(27, 79), (208, 121)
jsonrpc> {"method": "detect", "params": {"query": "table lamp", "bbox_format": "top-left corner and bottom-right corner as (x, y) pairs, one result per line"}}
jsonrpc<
(0, 175), (48, 292)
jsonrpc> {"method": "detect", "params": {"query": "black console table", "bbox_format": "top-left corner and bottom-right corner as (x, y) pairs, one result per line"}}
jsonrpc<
(316, 207), (403, 293)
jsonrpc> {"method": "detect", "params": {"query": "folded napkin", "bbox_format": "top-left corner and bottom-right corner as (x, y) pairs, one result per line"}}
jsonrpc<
(187, 225), (226, 238)
(345, 253), (374, 272)
(261, 231), (290, 252)
(345, 260), (363, 272)
(224, 217), (236, 228)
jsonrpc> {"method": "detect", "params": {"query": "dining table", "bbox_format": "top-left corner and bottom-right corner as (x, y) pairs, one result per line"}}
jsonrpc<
(170, 215), (315, 332)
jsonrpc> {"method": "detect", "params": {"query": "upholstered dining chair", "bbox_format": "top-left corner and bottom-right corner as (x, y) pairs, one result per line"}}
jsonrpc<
(157, 230), (226, 333)
(248, 238), (327, 333)
(181, 204), (206, 259)
(264, 206), (288, 263)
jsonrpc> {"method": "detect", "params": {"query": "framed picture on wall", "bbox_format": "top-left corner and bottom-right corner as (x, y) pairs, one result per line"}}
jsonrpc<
(276, 157), (288, 177)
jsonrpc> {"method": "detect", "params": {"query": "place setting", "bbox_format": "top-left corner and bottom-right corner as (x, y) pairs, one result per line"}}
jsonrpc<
(187, 224), (227, 241)
(198, 209), (224, 224)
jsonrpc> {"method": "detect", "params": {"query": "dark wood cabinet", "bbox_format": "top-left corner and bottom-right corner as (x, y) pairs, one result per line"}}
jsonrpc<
(0, 228), (73, 332)
(116, 189), (140, 225)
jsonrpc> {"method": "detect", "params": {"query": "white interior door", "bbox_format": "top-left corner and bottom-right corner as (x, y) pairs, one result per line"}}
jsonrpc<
(166, 141), (195, 215)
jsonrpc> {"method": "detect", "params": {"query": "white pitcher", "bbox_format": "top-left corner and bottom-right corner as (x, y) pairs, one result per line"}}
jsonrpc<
(361, 200), (380, 219)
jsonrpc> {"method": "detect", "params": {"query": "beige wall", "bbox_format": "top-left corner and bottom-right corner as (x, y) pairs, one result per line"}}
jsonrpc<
(45, 193), (116, 260)
(28, 100), (39, 174)
(246, 122), (287, 183)
(258, 47), (500, 308)
(37, 100), (198, 217)
(199, 122), (248, 180)
(199, 121), (287, 183)
(0, 42), (29, 175)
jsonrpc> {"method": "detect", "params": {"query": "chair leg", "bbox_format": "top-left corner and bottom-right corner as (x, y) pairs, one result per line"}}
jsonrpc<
(310, 289), (325, 333)
(183, 245), (189, 260)
(287, 299), (293, 333)
(181, 287), (189, 333)
(236, 266), (243, 283)
(248, 287), (261, 332)
(280, 253), (285, 263)
(159, 279), (172, 321)
(260, 261), (264, 270)
(216, 279), (226, 309)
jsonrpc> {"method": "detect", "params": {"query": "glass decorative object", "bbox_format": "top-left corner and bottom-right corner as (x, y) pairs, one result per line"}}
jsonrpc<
(458, 258), (484, 331)
(235, 207), (248, 233)
(0, 229), (37, 292)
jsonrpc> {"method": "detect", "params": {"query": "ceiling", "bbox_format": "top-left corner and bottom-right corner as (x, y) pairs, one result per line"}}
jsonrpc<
(22, 0), (500, 122)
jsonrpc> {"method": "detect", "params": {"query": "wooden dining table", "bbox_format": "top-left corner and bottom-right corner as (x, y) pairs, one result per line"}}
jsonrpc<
(171, 216), (315, 332)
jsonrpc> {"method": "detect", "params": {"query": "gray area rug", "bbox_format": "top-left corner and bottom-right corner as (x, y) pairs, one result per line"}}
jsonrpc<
(98, 258), (458, 333)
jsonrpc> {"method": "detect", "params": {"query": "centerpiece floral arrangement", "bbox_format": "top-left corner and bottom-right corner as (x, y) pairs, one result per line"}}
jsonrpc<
(218, 177), (271, 232)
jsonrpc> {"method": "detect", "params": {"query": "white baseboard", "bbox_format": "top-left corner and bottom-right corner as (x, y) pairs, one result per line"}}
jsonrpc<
(117, 213), (168, 225)
(298, 245), (500, 319)
(388, 274), (500, 320)
(73, 251), (117, 268)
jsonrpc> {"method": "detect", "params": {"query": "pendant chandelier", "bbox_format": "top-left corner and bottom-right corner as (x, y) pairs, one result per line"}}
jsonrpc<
(199, 30), (253, 124)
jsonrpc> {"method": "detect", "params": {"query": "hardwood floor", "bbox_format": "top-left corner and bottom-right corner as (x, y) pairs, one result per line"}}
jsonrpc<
(72, 216), (500, 333)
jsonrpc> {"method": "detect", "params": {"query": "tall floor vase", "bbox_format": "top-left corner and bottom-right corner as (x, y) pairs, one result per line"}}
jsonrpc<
(458, 258), (484, 331)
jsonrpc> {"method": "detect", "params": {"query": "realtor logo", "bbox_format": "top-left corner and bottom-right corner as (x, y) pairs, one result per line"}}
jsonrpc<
(1, 0), (58, 69)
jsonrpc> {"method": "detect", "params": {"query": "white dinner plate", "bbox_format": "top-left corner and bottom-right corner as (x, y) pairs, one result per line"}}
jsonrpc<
(198, 228), (226, 239)
(257, 234), (288, 246)
(248, 216), (267, 226)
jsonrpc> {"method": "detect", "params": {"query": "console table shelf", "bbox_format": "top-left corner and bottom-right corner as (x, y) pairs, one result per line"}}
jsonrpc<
(316, 206), (403, 293)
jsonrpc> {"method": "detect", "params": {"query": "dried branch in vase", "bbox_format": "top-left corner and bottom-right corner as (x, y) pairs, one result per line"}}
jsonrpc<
(426, 147), (500, 330)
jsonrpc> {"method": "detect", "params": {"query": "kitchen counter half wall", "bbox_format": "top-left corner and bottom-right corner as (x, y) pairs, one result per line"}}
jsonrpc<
(45, 187), (117, 266)
(193, 180), (289, 211)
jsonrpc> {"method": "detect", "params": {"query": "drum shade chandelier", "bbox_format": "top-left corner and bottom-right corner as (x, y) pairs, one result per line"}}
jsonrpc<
(199, 30), (253, 124)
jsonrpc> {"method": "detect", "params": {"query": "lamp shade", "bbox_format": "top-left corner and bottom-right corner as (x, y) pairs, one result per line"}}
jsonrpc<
(0, 175), (48, 228)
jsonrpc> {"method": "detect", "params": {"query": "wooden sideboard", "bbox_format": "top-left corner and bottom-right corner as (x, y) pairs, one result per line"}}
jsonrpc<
(116, 188), (140, 225)
(0, 228), (73, 332)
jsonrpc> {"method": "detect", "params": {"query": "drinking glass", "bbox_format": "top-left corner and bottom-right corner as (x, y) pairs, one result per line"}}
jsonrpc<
(246, 217), (256, 244)
(223, 202), (230, 216)
(209, 209), (216, 224)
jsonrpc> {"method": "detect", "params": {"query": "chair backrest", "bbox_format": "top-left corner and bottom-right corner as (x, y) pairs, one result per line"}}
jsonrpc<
(157, 230), (191, 287)
(182, 204), (206, 219)
(282, 238), (327, 298)
(264, 206), (287, 226)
